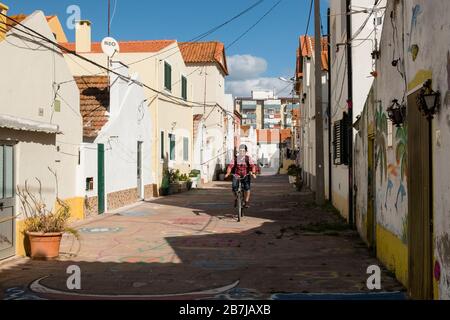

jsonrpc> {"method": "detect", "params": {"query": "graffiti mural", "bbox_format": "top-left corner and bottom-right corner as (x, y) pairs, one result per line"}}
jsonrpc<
(394, 125), (408, 211)
(375, 103), (388, 183)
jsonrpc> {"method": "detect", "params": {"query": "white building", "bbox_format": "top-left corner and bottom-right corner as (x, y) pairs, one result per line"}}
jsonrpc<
(179, 42), (230, 182)
(296, 35), (330, 198)
(329, 0), (386, 220)
(62, 21), (194, 196)
(74, 61), (153, 216)
(0, 9), (83, 259)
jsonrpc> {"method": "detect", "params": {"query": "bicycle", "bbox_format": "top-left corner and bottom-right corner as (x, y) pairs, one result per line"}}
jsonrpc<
(234, 173), (251, 222)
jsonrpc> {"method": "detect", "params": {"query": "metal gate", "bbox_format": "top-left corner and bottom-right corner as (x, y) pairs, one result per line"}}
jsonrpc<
(407, 89), (433, 299)
(0, 143), (15, 260)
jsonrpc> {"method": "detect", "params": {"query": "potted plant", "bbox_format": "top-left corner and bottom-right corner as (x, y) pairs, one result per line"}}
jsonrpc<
(17, 178), (78, 260)
(160, 170), (170, 196)
(189, 170), (201, 188)
(178, 173), (189, 192)
(169, 169), (181, 194)
(287, 164), (300, 184)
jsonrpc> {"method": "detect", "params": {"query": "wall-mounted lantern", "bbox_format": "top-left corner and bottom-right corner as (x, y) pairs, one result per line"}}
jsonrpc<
(417, 79), (441, 120)
(387, 99), (406, 127)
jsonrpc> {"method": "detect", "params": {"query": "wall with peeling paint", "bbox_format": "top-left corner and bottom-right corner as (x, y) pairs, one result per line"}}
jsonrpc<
(355, 0), (450, 299)
(402, 0), (450, 301)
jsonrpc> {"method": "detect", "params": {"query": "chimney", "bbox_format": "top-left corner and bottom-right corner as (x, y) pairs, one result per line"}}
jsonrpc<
(75, 20), (91, 53)
(0, 2), (9, 41)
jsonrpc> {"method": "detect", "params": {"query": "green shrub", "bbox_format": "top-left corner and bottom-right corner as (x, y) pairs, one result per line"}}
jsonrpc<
(189, 169), (201, 178)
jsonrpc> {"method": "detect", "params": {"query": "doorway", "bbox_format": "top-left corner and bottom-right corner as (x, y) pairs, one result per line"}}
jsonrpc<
(97, 143), (105, 214)
(0, 143), (15, 260)
(407, 89), (433, 299)
(137, 141), (144, 200)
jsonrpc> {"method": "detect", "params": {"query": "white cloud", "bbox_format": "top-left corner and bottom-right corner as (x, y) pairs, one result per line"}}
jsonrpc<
(226, 77), (293, 98)
(227, 54), (267, 80)
(225, 54), (294, 98)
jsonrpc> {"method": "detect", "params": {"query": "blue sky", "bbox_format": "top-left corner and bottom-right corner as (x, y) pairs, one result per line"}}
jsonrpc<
(7, 0), (329, 97)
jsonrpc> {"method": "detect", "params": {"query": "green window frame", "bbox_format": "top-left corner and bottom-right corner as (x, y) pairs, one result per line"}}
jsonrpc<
(164, 61), (172, 91)
(169, 133), (175, 161)
(183, 137), (189, 161)
(160, 131), (165, 159)
(181, 75), (187, 100)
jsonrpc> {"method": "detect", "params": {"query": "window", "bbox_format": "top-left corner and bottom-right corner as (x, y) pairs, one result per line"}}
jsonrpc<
(86, 177), (94, 191)
(164, 62), (172, 91)
(181, 76), (187, 100)
(333, 112), (349, 165)
(183, 137), (189, 161)
(169, 133), (175, 161)
(160, 131), (165, 159)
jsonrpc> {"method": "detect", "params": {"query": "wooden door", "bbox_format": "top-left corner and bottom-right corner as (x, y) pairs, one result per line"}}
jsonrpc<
(407, 89), (433, 299)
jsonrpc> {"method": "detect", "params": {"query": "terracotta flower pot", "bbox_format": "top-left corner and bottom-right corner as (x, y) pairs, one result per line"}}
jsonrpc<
(26, 232), (63, 260)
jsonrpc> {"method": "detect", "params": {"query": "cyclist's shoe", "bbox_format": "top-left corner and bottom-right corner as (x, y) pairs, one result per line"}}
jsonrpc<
(243, 202), (250, 209)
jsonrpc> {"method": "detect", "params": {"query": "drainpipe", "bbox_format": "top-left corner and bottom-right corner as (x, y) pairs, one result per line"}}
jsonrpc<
(346, 0), (354, 227)
(327, 8), (332, 203)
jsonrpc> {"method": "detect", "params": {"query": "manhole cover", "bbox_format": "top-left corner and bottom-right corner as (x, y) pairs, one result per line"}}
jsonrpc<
(117, 210), (157, 217)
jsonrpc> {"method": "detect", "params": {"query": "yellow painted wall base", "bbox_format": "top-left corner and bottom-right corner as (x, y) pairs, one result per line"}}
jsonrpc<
(14, 197), (85, 257)
(61, 197), (85, 222)
(332, 192), (349, 220)
(15, 220), (26, 257)
(376, 224), (408, 287)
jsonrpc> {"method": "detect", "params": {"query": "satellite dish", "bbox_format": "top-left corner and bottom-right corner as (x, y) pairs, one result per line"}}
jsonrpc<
(101, 37), (120, 57)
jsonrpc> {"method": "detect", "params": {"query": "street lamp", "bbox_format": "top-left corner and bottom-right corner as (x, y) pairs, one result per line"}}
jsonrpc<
(417, 79), (441, 120)
(386, 99), (406, 127)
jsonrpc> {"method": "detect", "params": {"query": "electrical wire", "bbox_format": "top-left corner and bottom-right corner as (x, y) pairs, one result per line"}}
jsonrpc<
(0, 13), (216, 110)
(226, 0), (282, 50)
(120, 0), (265, 67)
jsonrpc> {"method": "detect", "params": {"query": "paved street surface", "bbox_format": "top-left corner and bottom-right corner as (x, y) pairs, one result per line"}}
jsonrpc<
(0, 175), (405, 300)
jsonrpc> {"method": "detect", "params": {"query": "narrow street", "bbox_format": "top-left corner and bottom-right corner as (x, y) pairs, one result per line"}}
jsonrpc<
(0, 175), (405, 300)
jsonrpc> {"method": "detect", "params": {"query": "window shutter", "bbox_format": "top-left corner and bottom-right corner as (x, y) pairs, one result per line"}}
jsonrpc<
(169, 133), (175, 160)
(164, 62), (172, 91)
(181, 76), (187, 100)
(183, 137), (189, 161)
(160, 131), (164, 159)
(333, 120), (342, 164)
(333, 112), (349, 165)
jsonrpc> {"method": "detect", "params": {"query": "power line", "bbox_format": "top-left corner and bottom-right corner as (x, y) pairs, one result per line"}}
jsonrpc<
(0, 13), (216, 109)
(171, 0), (284, 88)
(226, 0), (283, 50)
(121, 0), (265, 67)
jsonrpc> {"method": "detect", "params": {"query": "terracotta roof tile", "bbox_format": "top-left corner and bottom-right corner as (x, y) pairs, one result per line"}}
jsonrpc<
(179, 41), (228, 75)
(296, 35), (328, 80)
(60, 40), (176, 54)
(74, 76), (110, 138)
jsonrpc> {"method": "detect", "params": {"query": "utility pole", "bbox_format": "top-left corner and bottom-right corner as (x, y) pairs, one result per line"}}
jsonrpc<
(314, 0), (325, 205)
(346, 0), (354, 227)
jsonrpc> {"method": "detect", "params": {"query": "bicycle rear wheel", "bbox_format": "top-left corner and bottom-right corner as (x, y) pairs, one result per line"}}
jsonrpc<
(237, 191), (242, 222)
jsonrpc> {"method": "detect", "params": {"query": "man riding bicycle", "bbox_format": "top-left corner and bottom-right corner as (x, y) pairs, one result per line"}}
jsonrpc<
(225, 144), (257, 208)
